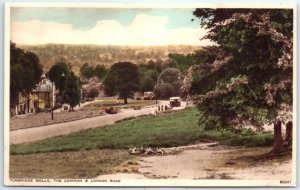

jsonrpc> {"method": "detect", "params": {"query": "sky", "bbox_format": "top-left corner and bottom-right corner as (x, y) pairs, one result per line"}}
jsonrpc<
(10, 7), (211, 46)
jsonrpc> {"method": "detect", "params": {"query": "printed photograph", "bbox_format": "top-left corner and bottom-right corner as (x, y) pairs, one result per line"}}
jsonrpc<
(5, 4), (296, 186)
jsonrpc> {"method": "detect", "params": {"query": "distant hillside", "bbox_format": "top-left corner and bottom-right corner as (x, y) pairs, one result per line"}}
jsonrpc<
(19, 44), (201, 75)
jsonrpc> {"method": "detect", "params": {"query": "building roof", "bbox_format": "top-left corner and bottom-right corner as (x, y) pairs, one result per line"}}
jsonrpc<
(34, 78), (54, 92)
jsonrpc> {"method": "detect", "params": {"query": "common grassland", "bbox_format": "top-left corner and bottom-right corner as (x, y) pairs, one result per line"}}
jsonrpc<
(10, 149), (134, 179)
(11, 108), (273, 155)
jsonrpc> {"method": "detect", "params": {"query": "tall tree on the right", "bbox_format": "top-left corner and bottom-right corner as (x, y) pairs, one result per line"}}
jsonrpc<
(187, 9), (293, 153)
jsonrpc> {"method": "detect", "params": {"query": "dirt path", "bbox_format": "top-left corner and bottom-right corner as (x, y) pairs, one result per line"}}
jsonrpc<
(96, 143), (292, 180)
(10, 101), (185, 145)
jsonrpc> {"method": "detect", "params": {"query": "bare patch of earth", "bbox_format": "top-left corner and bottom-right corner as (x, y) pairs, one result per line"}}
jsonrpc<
(96, 143), (292, 180)
(10, 143), (292, 180)
(10, 109), (105, 131)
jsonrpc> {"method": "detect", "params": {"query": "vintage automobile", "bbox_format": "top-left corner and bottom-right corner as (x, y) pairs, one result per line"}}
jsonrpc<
(169, 97), (181, 107)
(143, 91), (155, 100)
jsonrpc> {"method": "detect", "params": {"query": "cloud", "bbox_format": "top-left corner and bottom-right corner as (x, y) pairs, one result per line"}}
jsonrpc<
(11, 14), (211, 46)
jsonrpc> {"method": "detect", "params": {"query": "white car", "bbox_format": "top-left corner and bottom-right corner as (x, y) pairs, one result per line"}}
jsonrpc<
(169, 97), (181, 107)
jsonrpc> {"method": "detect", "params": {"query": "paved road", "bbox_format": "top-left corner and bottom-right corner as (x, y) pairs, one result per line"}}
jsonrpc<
(53, 99), (103, 113)
(10, 101), (185, 145)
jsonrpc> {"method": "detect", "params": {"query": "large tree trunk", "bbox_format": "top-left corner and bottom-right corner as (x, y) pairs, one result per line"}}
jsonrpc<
(272, 120), (283, 153)
(285, 121), (292, 146)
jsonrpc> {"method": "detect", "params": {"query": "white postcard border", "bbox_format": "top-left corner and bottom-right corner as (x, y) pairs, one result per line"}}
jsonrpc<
(3, 3), (297, 187)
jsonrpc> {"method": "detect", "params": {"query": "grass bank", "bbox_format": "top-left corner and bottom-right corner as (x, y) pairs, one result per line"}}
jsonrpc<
(10, 149), (134, 179)
(10, 108), (273, 155)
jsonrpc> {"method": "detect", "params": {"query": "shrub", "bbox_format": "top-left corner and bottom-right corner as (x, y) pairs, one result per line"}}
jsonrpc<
(87, 87), (99, 98)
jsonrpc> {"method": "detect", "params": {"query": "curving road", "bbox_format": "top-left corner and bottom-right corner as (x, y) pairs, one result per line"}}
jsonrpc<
(10, 101), (185, 145)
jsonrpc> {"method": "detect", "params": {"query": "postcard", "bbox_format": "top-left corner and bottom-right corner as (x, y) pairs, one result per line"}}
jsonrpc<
(4, 3), (297, 186)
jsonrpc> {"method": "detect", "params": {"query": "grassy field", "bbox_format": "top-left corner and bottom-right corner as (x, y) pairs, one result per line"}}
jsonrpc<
(10, 149), (134, 179)
(11, 108), (273, 155)
(81, 99), (156, 110)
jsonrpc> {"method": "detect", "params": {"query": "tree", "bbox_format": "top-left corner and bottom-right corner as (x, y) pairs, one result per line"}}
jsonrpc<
(80, 63), (95, 78)
(80, 63), (94, 78)
(140, 75), (156, 92)
(140, 70), (160, 92)
(154, 68), (182, 98)
(154, 83), (175, 99)
(104, 62), (139, 104)
(64, 72), (81, 111)
(48, 62), (70, 96)
(139, 61), (161, 74)
(186, 9), (293, 153)
(10, 42), (43, 109)
(139, 62), (161, 92)
(168, 50), (211, 73)
(80, 63), (108, 80)
(94, 64), (107, 79)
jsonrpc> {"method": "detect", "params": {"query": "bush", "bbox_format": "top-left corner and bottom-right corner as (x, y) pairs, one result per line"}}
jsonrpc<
(87, 87), (99, 98)
(220, 134), (274, 147)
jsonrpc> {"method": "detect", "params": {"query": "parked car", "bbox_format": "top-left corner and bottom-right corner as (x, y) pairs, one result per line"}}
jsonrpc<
(143, 91), (155, 100)
(169, 97), (181, 107)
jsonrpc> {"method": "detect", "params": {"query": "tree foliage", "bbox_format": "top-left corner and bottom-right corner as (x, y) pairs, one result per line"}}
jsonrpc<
(139, 62), (161, 92)
(80, 63), (108, 80)
(154, 68), (182, 99)
(104, 62), (140, 104)
(10, 42), (43, 106)
(168, 50), (212, 73)
(94, 64), (107, 79)
(80, 63), (94, 78)
(48, 62), (70, 95)
(87, 87), (100, 98)
(184, 9), (293, 133)
(140, 74), (156, 93)
(64, 72), (81, 110)
(154, 83), (175, 99)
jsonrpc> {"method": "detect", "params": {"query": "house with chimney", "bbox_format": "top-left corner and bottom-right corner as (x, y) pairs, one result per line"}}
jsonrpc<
(15, 75), (55, 115)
